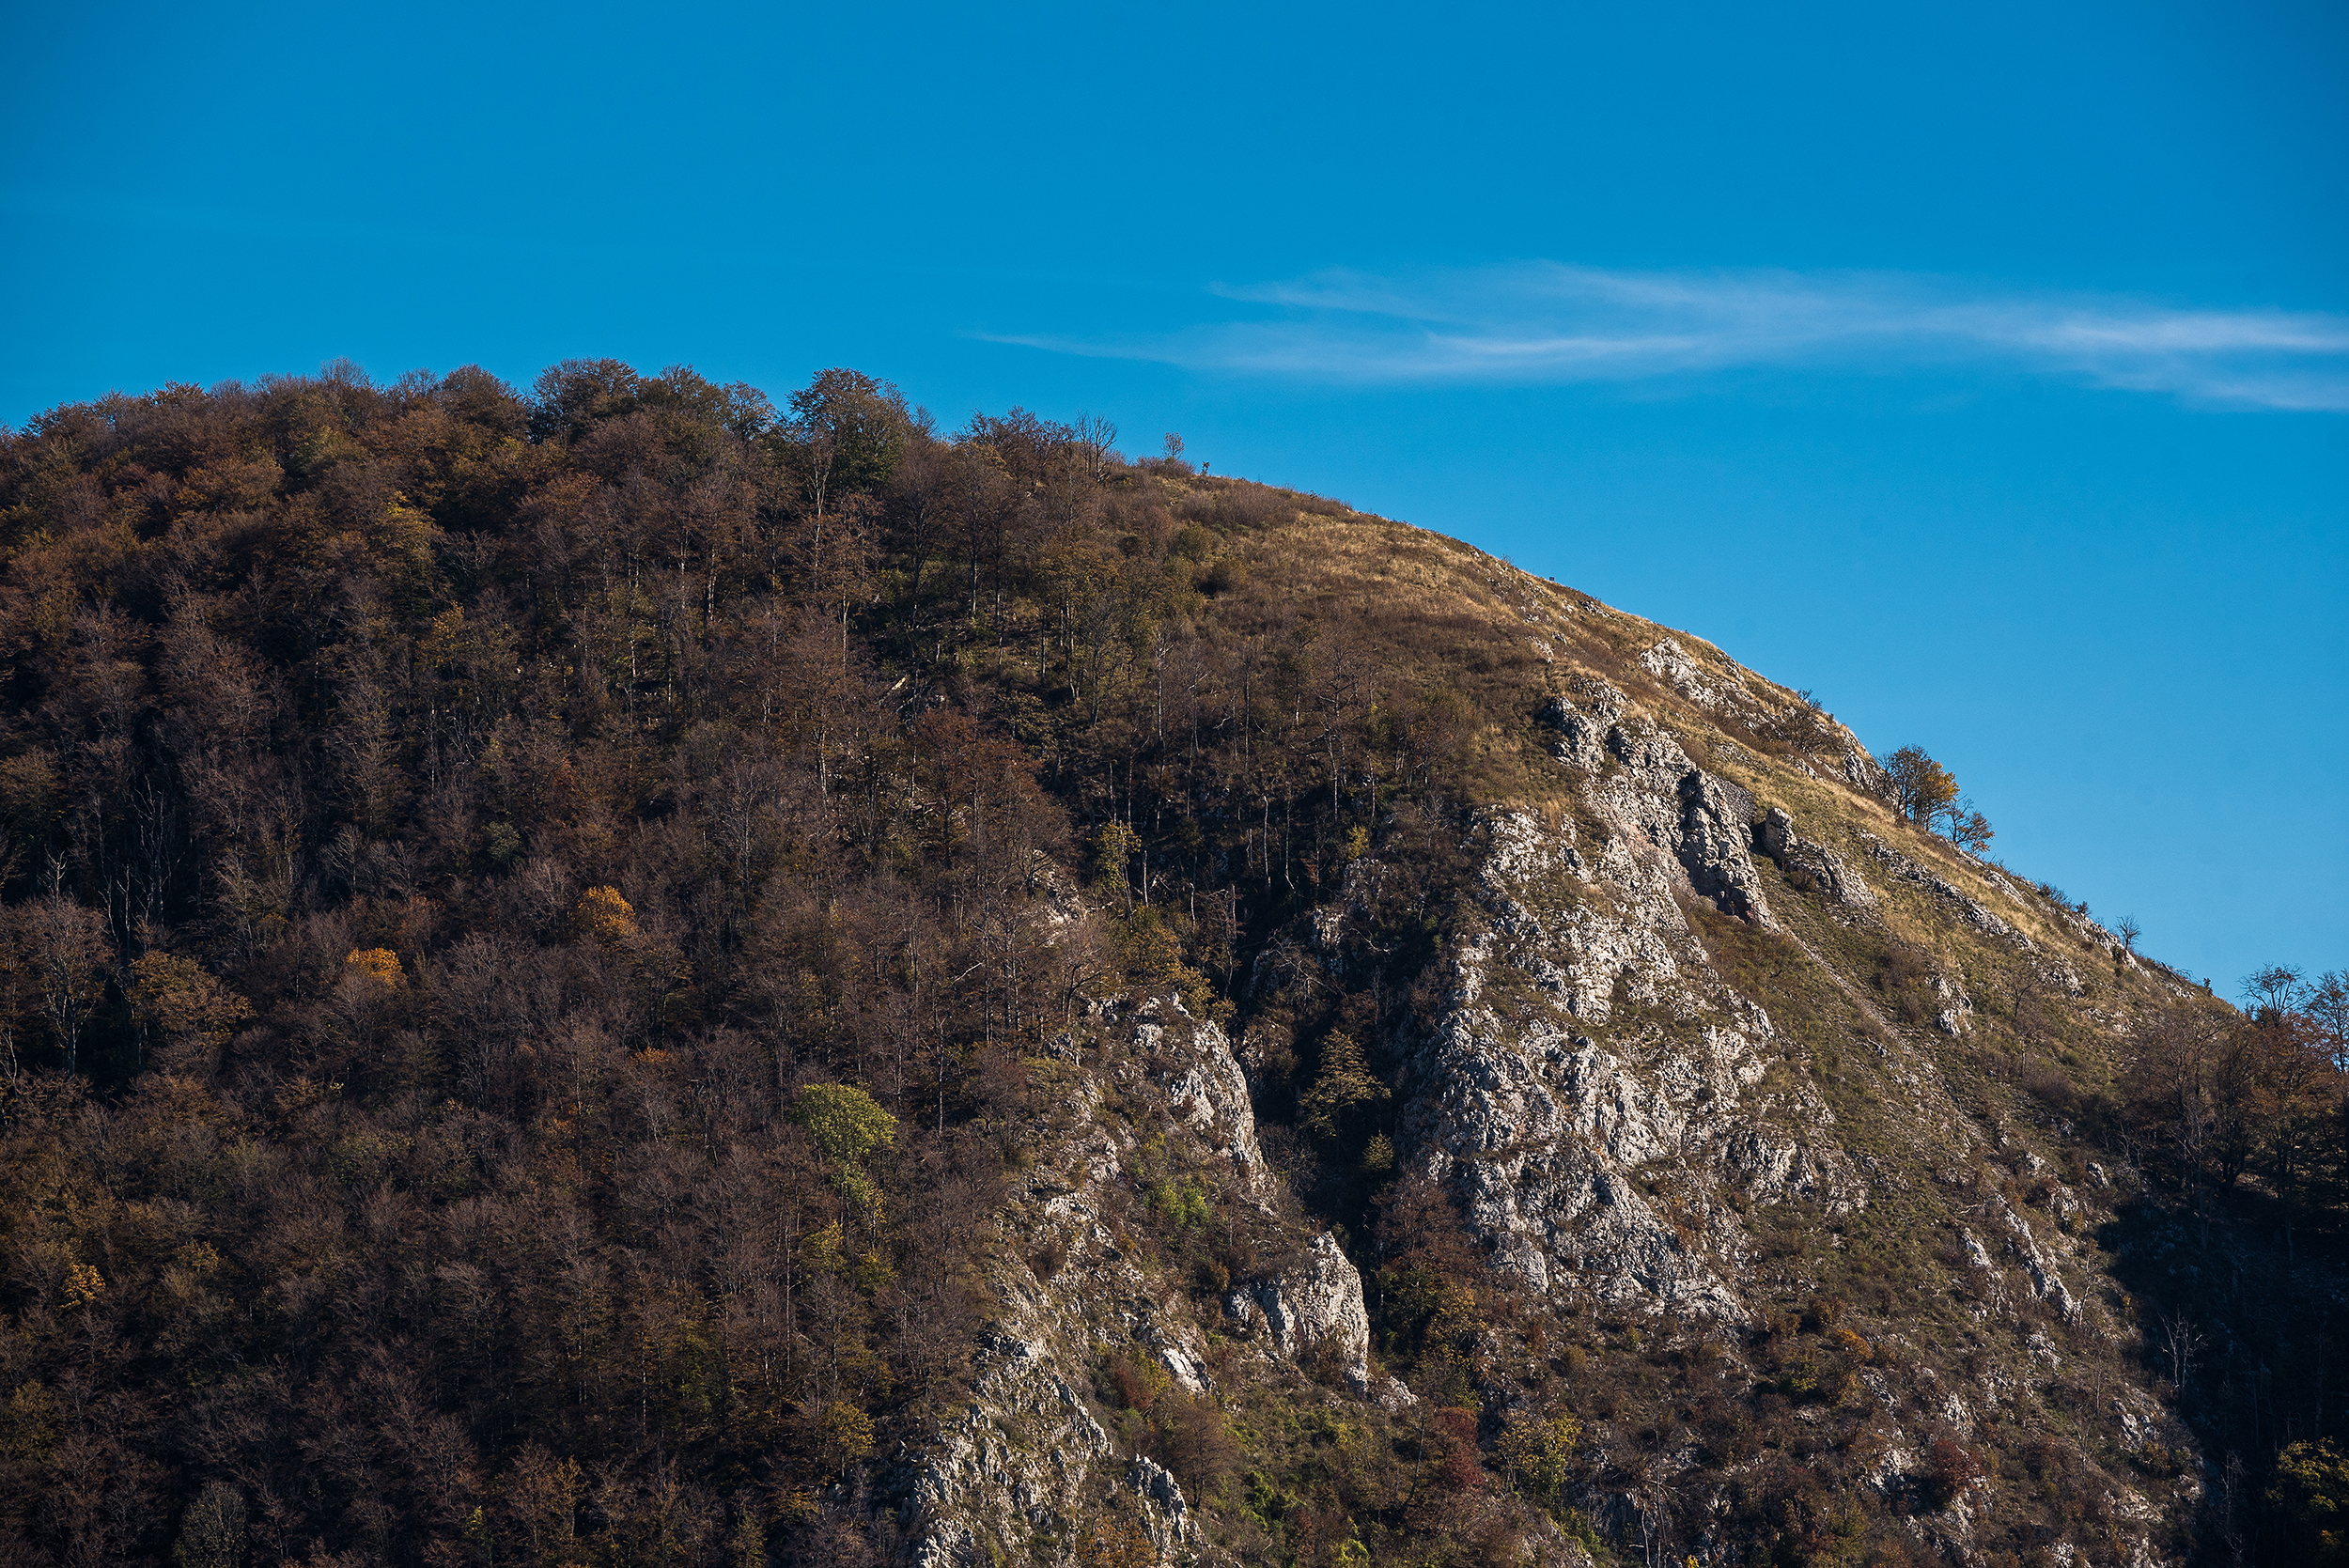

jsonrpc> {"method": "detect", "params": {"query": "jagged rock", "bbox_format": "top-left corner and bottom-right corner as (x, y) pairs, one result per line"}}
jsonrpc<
(2046, 903), (2123, 952)
(1932, 974), (1972, 1035)
(1755, 806), (1877, 911)
(910, 1006), (1262, 1567)
(912, 637), (2186, 1566)
(1973, 864), (2032, 908)
(1128, 1458), (1190, 1549)
(1223, 1233), (1376, 1391)
(1842, 748), (1893, 798)
(1541, 684), (1620, 771)
(1859, 833), (2032, 947)
(1639, 636), (1722, 707)
(1556, 690), (1781, 928)
(2039, 961), (2086, 997)
(1407, 807), (1861, 1324)
(1996, 1197), (2079, 1320)
(1677, 770), (1776, 926)
(1138, 999), (1275, 1201)
(915, 584), (2177, 1564)
(910, 1326), (1114, 1568)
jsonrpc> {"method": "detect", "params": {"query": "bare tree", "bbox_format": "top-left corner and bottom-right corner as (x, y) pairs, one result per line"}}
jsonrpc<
(1634, 1469), (1679, 1568)
(22, 897), (112, 1074)
(2156, 1308), (2205, 1394)
(2116, 915), (2142, 955)
(0, 907), (28, 1078)
(2138, 1003), (2225, 1215)
(1071, 412), (1119, 485)
(2009, 967), (2049, 1054)
(1942, 795), (1996, 852)
(1766, 690), (1838, 751)
(2242, 963), (2308, 1021)
(2306, 970), (2349, 1071)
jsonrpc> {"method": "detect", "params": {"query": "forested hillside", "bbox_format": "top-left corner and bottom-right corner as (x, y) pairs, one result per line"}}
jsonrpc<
(0, 363), (2341, 1567)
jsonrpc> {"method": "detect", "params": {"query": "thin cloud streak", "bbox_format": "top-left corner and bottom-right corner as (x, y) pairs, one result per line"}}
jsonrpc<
(995, 263), (2349, 411)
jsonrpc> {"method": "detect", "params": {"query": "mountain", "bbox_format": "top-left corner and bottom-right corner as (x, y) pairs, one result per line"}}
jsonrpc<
(0, 363), (2341, 1568)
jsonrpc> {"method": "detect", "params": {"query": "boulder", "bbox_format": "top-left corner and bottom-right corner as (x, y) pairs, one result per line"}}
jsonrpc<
(1754, 807), (1877, 912)
(1678, 771), (1776, 926)
(1224, 1233), (1375, 1392)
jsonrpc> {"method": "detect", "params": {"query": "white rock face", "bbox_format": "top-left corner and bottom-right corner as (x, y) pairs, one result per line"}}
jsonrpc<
(1139, 999), (1274, 1200)
(909, 654), (2169, 1562)
(910, 1326), (1114, 1568)
(1549, 680), (1780, 929)
(1756, 806), (1876, 912)
(910, 998), (1387, 1565)
(1223, 1232), (1375, 1391)
(1127, 1458), (1191, 1554)
(1932, 974), (1973, 1036)
(1638, 636), (1722, 708)
(1842, 748), (1893, 797)
(1995, 1197), (2079, 1320)
(1404, 718), (1864, 1320)
(909, 1001), (1274, 1567)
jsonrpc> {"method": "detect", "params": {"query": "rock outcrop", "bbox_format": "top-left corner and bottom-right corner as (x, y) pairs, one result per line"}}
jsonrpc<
(1756, 805), (1876, 912)
(1549, 680), (1779, 928)
(910, 999), (1394, 1566)
(1222, 1233), (1377, 1392)
(914, 575), (2203, 1568)
(1404, 780), (1860, 1323)
(1860, 832), (2031, 945)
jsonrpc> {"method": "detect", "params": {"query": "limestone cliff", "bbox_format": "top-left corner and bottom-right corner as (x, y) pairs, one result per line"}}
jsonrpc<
(904, 517), (2255, 1568)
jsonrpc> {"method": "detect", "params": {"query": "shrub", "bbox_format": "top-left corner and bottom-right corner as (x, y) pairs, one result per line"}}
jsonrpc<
(1432, 1406), (1485, 1492)
(2270, 1439), (2349, 1564)
(1147, 1394), (1238, 1495)
(1168, 522), (1214, 562)
(791, 1082), (898, 1214)
(1104, 1352), (1169, 1413)
(1497, 1409), (1582, 1512)
(342, 947), (403, 987)
(1921, 1439), (1983, 1510)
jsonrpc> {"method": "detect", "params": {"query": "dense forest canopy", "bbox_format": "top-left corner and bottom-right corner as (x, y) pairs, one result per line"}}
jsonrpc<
(0, 361), (2342, 1566)
(0, 358), (1493, 1565)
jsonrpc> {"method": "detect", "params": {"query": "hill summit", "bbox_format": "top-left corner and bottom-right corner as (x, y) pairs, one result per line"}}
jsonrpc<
(0, 362), (2341, 1566)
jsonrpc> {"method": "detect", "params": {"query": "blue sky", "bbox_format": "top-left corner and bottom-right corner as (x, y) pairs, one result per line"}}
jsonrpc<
(5, 1), (2344, 993)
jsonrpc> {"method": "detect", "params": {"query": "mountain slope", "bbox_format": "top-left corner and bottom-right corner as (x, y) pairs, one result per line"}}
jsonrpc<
(0, 364), (2338, 1567)
(915, 494), (2264, 1567)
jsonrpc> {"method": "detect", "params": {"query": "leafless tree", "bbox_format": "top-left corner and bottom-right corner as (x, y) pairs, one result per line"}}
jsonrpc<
(1634, 1469), (1679, 1568)
(2303, 970), (2349, 1070)
(1071, 412), (1119, 484)
(2009, 967), (2049, 1055)
(2157, 1308), (2205, 1394)
(21, 897), (112, 1073)
(2241, 962), (2307, 1021)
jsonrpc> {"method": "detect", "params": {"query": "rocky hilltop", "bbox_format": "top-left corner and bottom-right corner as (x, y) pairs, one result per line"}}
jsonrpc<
(0, 365), (2337, 1568)
(910, 516), (2286, 1568)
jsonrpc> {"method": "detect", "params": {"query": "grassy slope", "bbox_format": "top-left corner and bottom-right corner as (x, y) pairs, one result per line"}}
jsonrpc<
(1161, 494), (2248, 1561)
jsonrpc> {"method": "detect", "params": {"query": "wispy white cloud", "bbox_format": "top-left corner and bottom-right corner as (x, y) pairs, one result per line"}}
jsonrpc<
(989, 262), (2349, 411)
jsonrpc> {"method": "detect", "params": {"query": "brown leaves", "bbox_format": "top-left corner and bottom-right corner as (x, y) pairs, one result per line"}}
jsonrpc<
(129, 951), (253, 1052)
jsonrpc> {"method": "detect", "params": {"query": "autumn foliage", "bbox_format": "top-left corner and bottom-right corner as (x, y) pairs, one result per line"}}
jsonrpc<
(0, 356), (1524, 1565)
